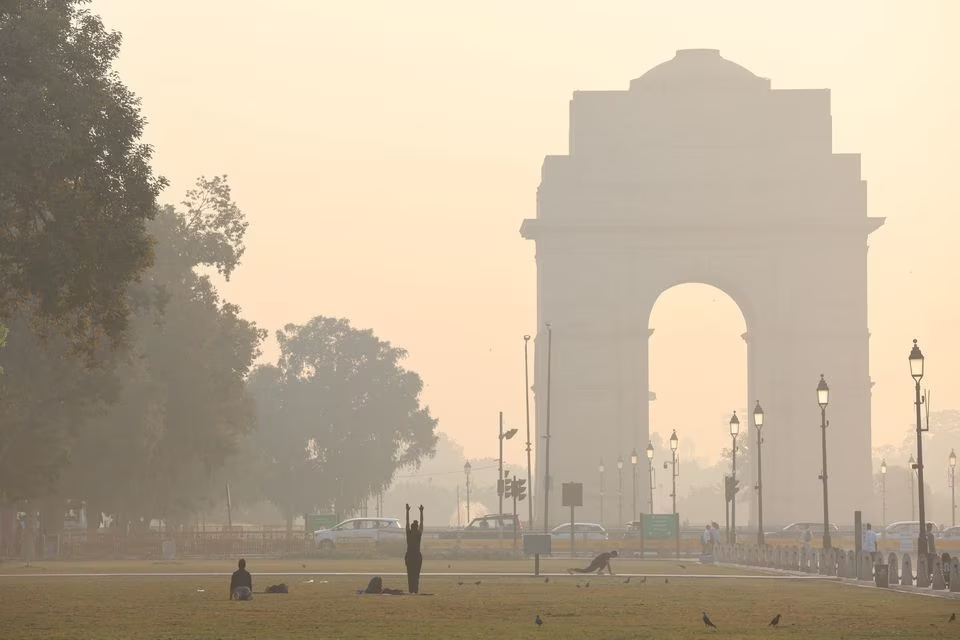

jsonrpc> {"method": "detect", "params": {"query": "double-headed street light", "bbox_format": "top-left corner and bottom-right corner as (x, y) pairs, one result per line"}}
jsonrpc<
(645, 442), (655, 514)
(817, 374), (832, 550)
(599, 460), (605, 527)
(909, 339), (928, 558)
(729, 411), (740, 545)
(880, 459), (887, 528)
(631, 448), (639, 520)
(950, 450), (957, 527)
(617, 455), (624, 526)
(753, 401), (765, 547)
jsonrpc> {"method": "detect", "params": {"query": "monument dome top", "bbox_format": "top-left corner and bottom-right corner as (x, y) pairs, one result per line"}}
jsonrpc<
(630, 49), (768, 91)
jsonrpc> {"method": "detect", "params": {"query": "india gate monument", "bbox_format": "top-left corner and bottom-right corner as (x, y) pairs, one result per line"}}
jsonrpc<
(521, 49), (882, 531)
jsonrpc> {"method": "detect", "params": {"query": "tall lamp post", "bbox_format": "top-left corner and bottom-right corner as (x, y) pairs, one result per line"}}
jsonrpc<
(543, 322), (553, 532)
(523, 335), (534, 530)
(753, 401), (765, 547)
(951, 450), (957, 527)
(464, 461), (472, 523)
(668, 430), (679, 515)
(880, 459), (887, 528)
(646, 442), (655, 514)
(599, 460), (605, 527)
(630, 448), (639, 520)
(909, 339), (928, 558)
(909, 454), (917, 520)
(729, 411), (739, 545)
(817, 374), (832, 550)
(617, 456), (624, 526)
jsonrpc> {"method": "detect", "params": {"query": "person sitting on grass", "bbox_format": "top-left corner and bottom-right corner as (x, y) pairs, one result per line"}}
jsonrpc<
(568, 550), (618, 575)
(230, 558), (253, 600)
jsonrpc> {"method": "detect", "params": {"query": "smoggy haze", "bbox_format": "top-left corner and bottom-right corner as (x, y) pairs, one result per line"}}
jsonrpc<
(89, 0), (960, 469)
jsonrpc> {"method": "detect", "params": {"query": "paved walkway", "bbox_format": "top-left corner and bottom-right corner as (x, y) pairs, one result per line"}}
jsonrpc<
(0, 569), (840, 579)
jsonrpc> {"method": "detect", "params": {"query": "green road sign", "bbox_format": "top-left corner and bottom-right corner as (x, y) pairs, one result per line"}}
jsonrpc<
(642, 513), (678, 539)
(305, 513), (338, 533)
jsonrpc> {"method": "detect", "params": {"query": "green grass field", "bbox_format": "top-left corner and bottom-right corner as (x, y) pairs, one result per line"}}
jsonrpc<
(0, 559), (955, 639)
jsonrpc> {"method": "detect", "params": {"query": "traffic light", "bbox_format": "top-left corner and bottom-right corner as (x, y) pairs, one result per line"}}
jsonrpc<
(515, 479), (527, 501)
(504, 478), (513, 499)
(724, 476), (741, 502)
(497, 478), (505, 497)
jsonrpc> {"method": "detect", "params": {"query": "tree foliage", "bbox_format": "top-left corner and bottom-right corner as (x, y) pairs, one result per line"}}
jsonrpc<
(57, 177), (264, 528)
(244, 317), (438, 527)
(0, 0), (166, 355)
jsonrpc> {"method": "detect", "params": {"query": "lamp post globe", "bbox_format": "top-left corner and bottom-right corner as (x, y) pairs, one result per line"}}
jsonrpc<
(670, 430), (679, 452)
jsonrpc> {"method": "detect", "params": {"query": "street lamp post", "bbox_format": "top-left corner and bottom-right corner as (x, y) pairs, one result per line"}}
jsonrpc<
(729, 411), (739, 545)
(523, 335), (534, 530)
(498, 412), (518, 543)
(645, 443), (654, 514)
(817, 374), (832, 550)
(909, 454), (917, 520)
(543, 322), (553, 532)
(753, 401), (765, 547)
(669, 430), (679, 515)
(909, 339), (928, 559)
(880, 459), (887, 528)
(464, 461), (472, 523)
(617, 456), (624, 526)
(631, 448), (639, 520)
(951, 450), (957, 528)
(599, 460), (605, 527)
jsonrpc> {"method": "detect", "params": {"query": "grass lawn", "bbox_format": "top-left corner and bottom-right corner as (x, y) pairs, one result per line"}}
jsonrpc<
(0, 559), (956, 639)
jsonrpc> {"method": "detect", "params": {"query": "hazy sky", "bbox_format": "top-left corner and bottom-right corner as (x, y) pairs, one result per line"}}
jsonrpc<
(89, 0), (959, 471)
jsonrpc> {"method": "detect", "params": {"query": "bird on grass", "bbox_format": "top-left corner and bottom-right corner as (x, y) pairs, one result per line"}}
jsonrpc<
(535, 614), (543, 627)
(950, 613), (956, 622)
(664, 578), (669, 584)
(544, 577), (550, 583)
(585, 581), (590, 588)
(457, 578), (464, 586)
(640, 577), (647, 584)
(769, 613), (781, 627)
(623, 577), (631, 584)
(678, 564), (687, 569)
(703, 612), (717, 629)
(474, 580), (482, 586)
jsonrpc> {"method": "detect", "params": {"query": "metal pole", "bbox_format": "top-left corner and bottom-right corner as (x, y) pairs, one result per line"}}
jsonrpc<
(881, 473), (885, 528)
(523, 336), (534, 530)
(671, 452), (678, 515)
(499, 411), (504, 545)
(731, 434), (737, 545)
(648, 459), (654, 514)
(915, 380), (927, 557)
(952, 466), (956, 528)
(599, 465), (605, 527)
(757, 426), (764, 547)
(632, 463), (637, 519)
(820, 406), (832, 550)
(456, 484), (461, 528)
(465, 467), (471, 523)
(617, 463), (623, 526)
(910, 468), (916, 520)
(543, 324), (552, 532)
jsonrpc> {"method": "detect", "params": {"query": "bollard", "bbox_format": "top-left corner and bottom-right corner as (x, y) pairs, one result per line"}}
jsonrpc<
(933, 556), (946, 590)
(901, 554), (913, 587)
(917, 553), (930, 588)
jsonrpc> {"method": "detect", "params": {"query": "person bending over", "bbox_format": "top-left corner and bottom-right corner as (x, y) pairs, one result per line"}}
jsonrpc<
(230, 558), (253, 600)
(568, 550), (619, 575)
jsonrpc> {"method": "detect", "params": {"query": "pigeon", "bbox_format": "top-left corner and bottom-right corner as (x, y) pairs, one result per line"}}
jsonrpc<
(640, 577), (647, 584)
(301, 563), (307, 569)
(302, 578), (314, 584)
(950, 613), (956, 622)
(447, 564), (452, 569)
(544, 577), (550, 583)
(664, 578), (669, 584)
(623, 577), (631, 584)
(535, 614), (543, 627)
(457, 579), (464, 586)
(585, 581), (590, 588)
(769, 613), (781, 627)
(678, 564), (687, 569)
(703, 612), (717, 628)
(474, 580), (482, 586)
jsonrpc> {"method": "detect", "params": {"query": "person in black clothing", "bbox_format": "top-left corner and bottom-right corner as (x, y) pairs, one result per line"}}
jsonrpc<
(568, 550), (618, 575)
(230, 558), (253, 600)
(405, 504), (424, 593)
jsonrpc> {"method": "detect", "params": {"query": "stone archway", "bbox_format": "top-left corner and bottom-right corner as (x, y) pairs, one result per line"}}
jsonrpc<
(521, 49), (882, 532)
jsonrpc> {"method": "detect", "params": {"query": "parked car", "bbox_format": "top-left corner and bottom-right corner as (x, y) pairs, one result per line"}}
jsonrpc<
(550, 522), (608, 541)
(439, 513), (522, 539)
(313, 517), (404, 550)
(939, 526), (960, 540)
(766, 522), (841, 540)
(882, 520), (939, 541)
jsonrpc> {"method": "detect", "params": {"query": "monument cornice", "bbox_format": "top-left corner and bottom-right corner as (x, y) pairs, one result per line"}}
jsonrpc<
(520, 217), (885, 239)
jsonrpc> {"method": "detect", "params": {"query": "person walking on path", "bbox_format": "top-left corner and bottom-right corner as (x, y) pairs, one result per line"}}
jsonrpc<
(405, 504), (424, 593)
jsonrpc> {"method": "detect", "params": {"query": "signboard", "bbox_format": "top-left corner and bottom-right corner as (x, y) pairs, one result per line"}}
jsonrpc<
(561, 482), (583, 507)
(305, 513), (338, 533)
(642, 513), (678, 540)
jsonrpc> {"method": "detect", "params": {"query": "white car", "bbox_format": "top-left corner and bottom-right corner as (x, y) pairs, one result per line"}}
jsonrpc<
(550, 522), (609, 541)
(313, 517), (404, 550)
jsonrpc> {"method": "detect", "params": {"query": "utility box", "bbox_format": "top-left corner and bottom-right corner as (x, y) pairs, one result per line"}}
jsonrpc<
(523, 534), (552, 555)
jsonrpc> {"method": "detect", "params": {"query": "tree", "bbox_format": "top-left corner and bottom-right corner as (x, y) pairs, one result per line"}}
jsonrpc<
(246, 317), (438, 531)
(0, 1), (166, 355)
(59, 177), (264, 529)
